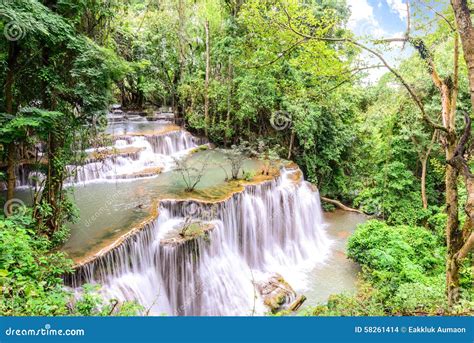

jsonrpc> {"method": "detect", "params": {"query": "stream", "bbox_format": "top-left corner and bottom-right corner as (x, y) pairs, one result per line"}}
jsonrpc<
(6, 113), (367, 315)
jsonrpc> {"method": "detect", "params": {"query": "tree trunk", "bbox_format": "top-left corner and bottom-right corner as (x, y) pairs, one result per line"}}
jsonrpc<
(287, 129), (295, 160)
(39, 46), (64, 235)
(288, 295), (306, 312)
(420, 130), (437, 209)
(204, 19), (210, 137)
(6, 143), (16, 204)
(449, 0), (474, 306)
(4, 42), (19, 204)
(441, 85), (463, 307)
(225, 55), (233, 146)
(416, 33), (465, 306)
(44, 130), (65, 235)
(420, 157), (428, 209)
(445, 147), (461, 306)
(451, 0), (474, 111)
(320, 196), (365, 214)
(177, 0), (186, 79)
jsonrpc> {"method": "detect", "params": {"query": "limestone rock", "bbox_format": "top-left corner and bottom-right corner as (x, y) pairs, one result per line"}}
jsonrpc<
(256, 273), (297, 313)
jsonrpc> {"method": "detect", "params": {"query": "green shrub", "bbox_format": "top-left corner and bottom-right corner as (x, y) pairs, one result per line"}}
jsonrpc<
(0, 214), (142, 316)
(0, 213), (73, 315)
(305, 219), (470, 316)
(347, 220), (444, 297)
(71, 284), (142, 316)
(387, 277), (446, 314)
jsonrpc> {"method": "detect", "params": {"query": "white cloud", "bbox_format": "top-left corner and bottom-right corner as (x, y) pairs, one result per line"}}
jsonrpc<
(347, 0), (376, 29)
(346, 0), (409, 83)
(347, 0), (386, 38)
(386, 0), (407, 21)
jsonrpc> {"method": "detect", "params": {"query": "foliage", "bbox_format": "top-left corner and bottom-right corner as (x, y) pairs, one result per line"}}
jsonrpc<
(72, 284), (142, 316)
(0, 0), (473, 317)
(347, 221), (445, 293)
(304, 281), (385, 316)
(307, 220), (473, 316)
(0, 213), (142, 316)
(220, 142), (252, 180)
(0, 213), (73, 315)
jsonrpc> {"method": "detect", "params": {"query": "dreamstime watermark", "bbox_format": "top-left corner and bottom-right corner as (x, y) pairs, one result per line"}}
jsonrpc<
(176, 280), (205, 315)
(4, 323), (85, 337)
(97, 115), (108, 127)
(355, 20), (385, 40)
(83, 190), (123, 228)
(270, 110), (292, 131)
(3, 198), (26, 216)
(184, 202), (219, 221)
(3, 20), (25, 41)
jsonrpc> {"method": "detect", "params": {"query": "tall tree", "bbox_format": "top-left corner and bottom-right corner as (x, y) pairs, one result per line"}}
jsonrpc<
(449, 0), (474, 301)
(204, 18), (210, 136)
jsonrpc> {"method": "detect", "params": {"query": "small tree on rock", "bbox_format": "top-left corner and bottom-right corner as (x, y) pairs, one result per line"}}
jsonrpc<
(173, 154), (210, 192)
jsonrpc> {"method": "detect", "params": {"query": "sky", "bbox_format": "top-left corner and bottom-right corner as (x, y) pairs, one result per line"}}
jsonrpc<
(348, 0), (408, 37)
(346, 0), (411, 82)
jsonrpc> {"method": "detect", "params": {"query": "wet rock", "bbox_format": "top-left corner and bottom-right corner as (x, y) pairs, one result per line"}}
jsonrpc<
(256, 273), (296, 313)
(87, 147), (144, 163)
(109, 167), (163, 180)
(160, 221), (214, 247)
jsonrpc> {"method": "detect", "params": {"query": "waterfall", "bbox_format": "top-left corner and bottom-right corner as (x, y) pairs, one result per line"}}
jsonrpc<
(3, 128), (203, 188)
(0, 164), (44, 191)
(144, 130), (201, 155)
(4, 112), (333, 315)
(67, 130), (200, 184)
(68, 169), (331, 316)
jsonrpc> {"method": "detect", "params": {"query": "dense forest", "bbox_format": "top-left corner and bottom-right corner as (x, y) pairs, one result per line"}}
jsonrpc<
(0, 0), (473, 316)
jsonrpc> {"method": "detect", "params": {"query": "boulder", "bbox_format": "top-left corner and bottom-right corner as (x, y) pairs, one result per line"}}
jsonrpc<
(256, 273), (297, 313)
(160, 221), (214, 247)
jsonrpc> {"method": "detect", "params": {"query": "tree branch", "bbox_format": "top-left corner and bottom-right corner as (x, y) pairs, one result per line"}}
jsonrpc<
(455, 231), (474, 261)
(279, 6), (448, 132)
(244, 37), (307, 69)
(321, 196), (365, 214)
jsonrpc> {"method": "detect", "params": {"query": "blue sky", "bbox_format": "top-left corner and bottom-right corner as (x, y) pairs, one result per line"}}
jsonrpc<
(348, 0), (407, 38)
(347, 0), (411, 82)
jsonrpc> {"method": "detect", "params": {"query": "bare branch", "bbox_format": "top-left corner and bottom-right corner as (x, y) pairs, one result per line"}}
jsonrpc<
(279, 5), (447, 132)
(403, 1), (411, 48)
(316, 65), (386, 96)
(243, 37), (307, 69)
(417, 1), (456, 31)
(455, 231), (474, 261)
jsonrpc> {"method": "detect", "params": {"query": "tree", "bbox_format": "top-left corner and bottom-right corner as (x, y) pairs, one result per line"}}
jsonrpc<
(449, 0), (474, 303)
(204, 19), (210, 136)
(220, 143), (250, 180)
(1, 0), (126, 238)
(173, 154), (210, 192)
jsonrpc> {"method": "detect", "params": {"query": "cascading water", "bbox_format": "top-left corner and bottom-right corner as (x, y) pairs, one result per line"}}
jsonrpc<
(69, 169), (331, 316)
(67, 130), (200, 184)
(4, 124), (202, 188)
(144, 130), (200, 155)
(4, 110), (332, 315)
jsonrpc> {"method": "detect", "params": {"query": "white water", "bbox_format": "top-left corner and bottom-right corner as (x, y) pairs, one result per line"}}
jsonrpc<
(70, 169), (331, 316)
(67, 130), (199, 184)
(4, 128), (200, 189)
(3, 113), (333, 315)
